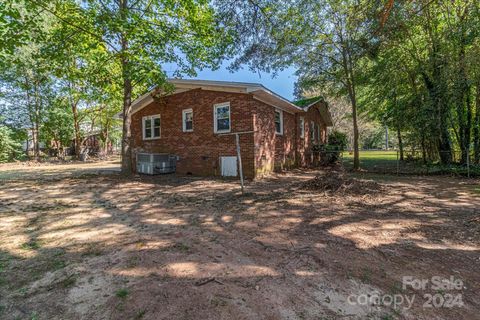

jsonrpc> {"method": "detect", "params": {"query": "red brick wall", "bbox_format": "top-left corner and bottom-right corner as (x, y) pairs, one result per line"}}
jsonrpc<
(253, 103), (275, 176)
(274, 111), (296, 170)
(131, 89), (256, 178)
(131, 89), (330, 178)
(296, 102), (328, 167)
(253, 104), (297, 174)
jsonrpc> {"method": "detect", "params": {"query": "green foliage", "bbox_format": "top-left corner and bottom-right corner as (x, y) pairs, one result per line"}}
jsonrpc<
(115, 288), (129, 298)
(361, 127), (385, 150)
(1, 0), (232, 166)
(358, 0), (480, 164)
(0, 125), (22, 162)
(41, 102), (74, 149)
(327, 131), (348, 151)
(294, 96), (324, 108)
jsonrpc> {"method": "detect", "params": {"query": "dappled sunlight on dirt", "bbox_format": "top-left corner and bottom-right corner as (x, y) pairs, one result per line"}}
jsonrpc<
(328, 219), (426, 249)
(110, 262), (281, 279)
(0, 167), (479, 319)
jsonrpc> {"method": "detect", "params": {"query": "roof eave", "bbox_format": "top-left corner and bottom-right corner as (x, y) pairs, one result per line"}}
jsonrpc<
(127, 79), (304, 116)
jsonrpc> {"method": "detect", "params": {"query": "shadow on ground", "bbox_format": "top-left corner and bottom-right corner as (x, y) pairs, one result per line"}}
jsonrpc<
(0, 169), (479, 320)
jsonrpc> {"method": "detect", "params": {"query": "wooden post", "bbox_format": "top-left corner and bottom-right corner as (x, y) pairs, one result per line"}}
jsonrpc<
(235, 133), (244, 193)
(218, 130), (254, 194)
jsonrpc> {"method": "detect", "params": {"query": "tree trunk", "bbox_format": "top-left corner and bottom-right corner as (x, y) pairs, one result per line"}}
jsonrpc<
(120, 0), (133, 174)
(465, 87), (472, 162)
(340, 44), (359, 170)
(33, 81), (41, 160)
(456, 31), (471, 164)
(102, 126), (110, 155)
(397, 126), (404, 161)
(474, 83), (480, 163)
(421, 70), (452, 164)
(421, 134), (427, 164)
(72, 102), (82, 159)
(24, 77), (34, 160)
(30, 127), (36, 159)
(350, 92), (360, 170)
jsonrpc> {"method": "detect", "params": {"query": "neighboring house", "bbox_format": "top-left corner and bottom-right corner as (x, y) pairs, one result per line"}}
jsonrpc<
(129, 79), (332, 178)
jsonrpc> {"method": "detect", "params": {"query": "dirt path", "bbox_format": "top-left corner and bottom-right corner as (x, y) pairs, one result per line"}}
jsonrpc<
(0, 168), (479, 319)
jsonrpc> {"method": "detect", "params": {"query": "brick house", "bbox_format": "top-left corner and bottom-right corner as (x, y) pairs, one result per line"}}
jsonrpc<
(129, 79), (332, 178)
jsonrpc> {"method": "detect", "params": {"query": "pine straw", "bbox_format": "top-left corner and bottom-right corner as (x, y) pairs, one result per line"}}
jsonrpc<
(301, 170), (383, 196)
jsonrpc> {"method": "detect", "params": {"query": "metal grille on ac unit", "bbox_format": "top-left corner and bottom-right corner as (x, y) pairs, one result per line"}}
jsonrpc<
(136, 153), (177, 175)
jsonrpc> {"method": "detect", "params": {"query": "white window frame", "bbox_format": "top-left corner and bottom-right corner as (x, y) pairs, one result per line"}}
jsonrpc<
(214, 102), (231, 133)
(299, 116), (305, 139)
(274, 108), (283, 135)
(142, 114), (161, 140)
(182, 108), (193, 132)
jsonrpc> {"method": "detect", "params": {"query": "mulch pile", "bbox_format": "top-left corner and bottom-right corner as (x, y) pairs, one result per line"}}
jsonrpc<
(301, 171), (383, 196)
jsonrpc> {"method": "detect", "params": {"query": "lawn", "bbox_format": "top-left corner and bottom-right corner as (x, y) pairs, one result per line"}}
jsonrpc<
(343, 150), (399, 173)
(343, 150), (480, 176)
(0, 162), (479, 319)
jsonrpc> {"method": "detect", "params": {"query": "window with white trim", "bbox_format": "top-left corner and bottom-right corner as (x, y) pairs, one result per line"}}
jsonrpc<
(182, 108), (193, 132)
(214, 102), (231, 133)
(274, 109), (283, 135)
(310, 121), (315, 141)
(143, 115), (160, 139)
(299, 117), (305, 138)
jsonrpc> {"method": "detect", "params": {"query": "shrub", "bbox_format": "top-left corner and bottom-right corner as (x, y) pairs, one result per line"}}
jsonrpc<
(0, 126), (22, 163)
(327, 131), (348, 150)
(314, 131), (348, 165)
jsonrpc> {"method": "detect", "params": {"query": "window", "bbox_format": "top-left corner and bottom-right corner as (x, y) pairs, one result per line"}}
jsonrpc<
(299, 117), (305, 138)
(182, 109), (193, 132)
(274, 109), (283, 135)
(214, 102), (231, 133)
(143, 115), (160, 140)
(317, 124), (321, 142)
(310, 121), (315, 141)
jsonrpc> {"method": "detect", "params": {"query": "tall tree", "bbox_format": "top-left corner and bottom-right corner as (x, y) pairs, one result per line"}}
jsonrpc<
(26, 0), (230, 172)
(83, 0), (229, 173)
(218, 0), (373, 169)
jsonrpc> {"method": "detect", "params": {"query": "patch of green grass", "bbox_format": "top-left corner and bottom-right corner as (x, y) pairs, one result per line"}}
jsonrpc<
(360, 267), (372, 284)
(135, 309), (146, 319)
(18, 287), (27, 296)
(174, 243), (190, 252)
(343, 151), (399, 172)
(343, 151), (480, 176)
(343, 150), (399, 161)
(472, 186), (480, 195)
(20, 241), (41, 250)
(115, 288), (129, 298)
(51, 260), (66, 270)
(60, 275), (77, 288)
(389, 281), (404, 294)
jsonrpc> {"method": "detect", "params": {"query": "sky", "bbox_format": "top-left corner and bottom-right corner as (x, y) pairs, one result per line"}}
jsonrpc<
(165, 61), (298, 101)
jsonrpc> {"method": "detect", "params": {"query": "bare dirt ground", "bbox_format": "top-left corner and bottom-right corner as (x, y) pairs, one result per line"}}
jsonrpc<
(0, 159), (120, 181)
(0, 162), (479, 320)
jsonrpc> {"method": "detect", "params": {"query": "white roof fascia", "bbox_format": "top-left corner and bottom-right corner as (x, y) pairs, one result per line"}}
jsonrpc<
(128, 79), (304, 116)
